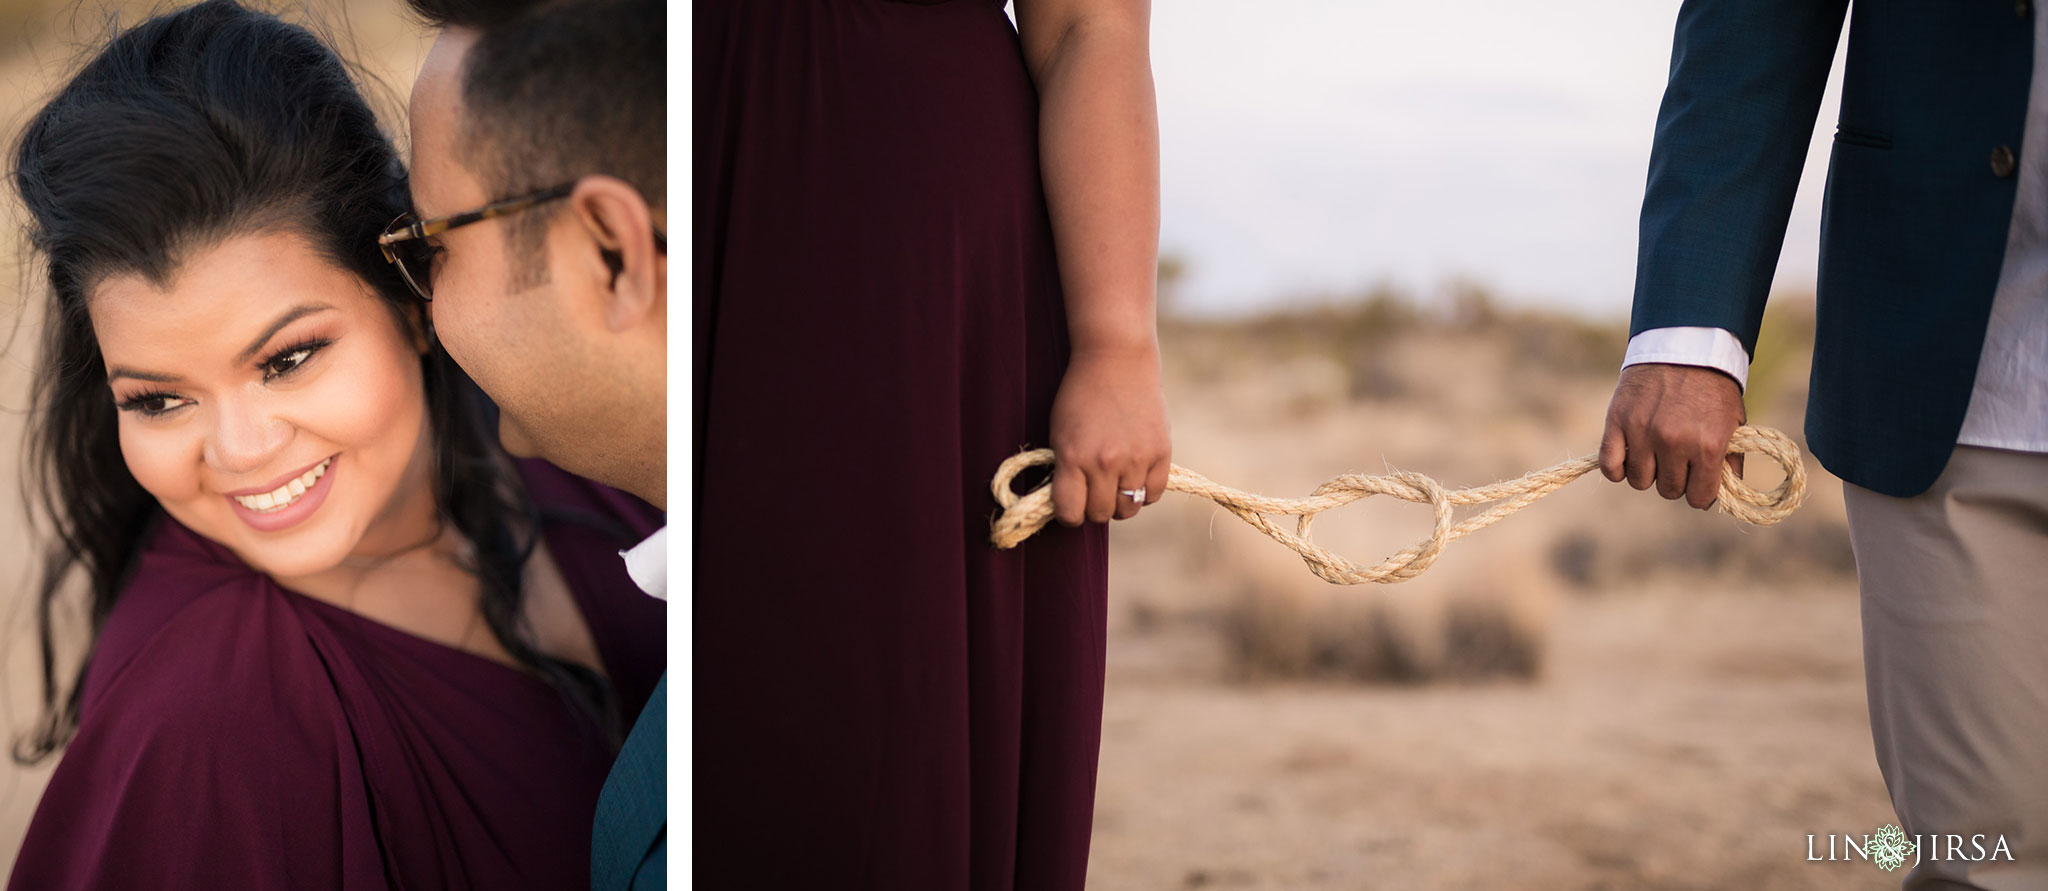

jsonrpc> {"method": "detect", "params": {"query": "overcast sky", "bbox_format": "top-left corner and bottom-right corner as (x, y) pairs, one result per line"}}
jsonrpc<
(1146, 1), (1847, 317)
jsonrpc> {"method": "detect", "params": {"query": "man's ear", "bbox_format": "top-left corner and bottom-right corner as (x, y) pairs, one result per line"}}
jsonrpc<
(567, 175), (663, 333)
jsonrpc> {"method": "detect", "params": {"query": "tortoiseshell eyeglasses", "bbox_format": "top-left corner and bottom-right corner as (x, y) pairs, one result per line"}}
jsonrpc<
(377, 181), (667, 301)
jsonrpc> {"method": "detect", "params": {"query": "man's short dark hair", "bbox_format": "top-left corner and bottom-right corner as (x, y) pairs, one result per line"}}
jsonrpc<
(409, 0), (664, 213)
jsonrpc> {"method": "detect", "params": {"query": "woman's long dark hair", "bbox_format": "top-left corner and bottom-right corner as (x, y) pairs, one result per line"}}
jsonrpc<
(9, 0), (610, 764)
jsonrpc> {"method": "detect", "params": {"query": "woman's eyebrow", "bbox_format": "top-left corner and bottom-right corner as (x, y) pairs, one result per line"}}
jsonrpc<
(106, 366), (179, 385)
(235, 303), (334, 363)
(105, 303), (337, 385)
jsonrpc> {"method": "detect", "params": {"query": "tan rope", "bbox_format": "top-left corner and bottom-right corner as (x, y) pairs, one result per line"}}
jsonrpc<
(989, 425), (1808, 585)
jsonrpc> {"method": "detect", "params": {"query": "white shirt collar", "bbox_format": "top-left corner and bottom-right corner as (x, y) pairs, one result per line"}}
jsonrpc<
(619, 526), (667, 600)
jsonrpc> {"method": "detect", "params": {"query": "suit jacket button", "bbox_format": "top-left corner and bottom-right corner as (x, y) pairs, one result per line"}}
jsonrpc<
(2020, 0), (2032, 17)
(1993, 145), (2018, 178)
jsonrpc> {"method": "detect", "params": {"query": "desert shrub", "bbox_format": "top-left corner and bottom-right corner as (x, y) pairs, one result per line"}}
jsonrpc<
(1217, 547), (1553, 685)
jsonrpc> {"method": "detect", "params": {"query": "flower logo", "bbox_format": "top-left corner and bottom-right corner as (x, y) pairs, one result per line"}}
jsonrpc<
(1871, 823), (1916, 872)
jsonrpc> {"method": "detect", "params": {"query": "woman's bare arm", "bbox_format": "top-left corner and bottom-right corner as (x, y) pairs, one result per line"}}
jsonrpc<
(1016, 0), (1171, 525)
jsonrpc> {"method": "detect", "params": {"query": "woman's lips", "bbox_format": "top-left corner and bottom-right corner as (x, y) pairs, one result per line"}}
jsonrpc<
(226, 454), (337, 532)
(229, 457), (329, 509)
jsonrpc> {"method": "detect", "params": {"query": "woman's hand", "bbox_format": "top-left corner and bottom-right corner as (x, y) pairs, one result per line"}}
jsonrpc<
(1048, 346), (1171, 525)
(1019, 0), (1163, 525)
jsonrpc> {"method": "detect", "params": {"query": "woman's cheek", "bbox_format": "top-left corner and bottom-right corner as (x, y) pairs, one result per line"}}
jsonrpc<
(300, 341), (424, 449)
(118, 421), (201, 504)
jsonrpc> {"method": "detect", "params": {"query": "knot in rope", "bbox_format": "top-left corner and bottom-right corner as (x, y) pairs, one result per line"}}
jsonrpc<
(989, 425), (1808, 585)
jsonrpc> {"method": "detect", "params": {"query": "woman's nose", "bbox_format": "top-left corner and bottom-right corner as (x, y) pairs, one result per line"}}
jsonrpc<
(203, 395), (292, 476)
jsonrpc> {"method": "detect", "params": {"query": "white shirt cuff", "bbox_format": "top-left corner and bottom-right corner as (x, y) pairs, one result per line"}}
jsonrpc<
(1622, 326), (1751, 391)
(619, 526), (668, 601)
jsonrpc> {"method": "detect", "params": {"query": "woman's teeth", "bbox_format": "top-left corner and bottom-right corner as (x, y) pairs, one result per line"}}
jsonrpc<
(233, 458), (330, 513)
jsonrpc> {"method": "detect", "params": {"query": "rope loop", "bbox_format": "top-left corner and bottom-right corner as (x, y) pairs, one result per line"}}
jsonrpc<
(989, 425), (1809, 585)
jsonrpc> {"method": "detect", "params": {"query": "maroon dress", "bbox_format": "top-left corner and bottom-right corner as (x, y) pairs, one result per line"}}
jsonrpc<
(6, 460), (664, 890)
(694, 1), (1111, 888)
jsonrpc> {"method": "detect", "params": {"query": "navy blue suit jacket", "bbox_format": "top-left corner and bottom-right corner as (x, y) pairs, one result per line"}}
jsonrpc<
(593, 674), (665, 890)
(1633, 0), (2033, 496)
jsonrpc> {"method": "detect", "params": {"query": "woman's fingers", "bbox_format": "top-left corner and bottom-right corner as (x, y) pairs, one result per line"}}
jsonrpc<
(1083, 461), (1119, 524)
(1051, 460), (1089, 527)
(1049, 452), (1137, 526)
(1057, 450), (1165, 524)
(1113, 465), (1145, 520)
(1110, 451), (1171, 520)
(1043, 348), (1172, 526)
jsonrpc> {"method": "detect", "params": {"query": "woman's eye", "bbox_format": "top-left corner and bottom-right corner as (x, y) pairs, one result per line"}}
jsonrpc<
(266, 348), (313, 377)
(261, 340), (329, 381)
(118, 394), (192, 417)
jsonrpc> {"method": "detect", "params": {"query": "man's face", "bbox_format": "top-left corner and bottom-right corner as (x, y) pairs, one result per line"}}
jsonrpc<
(408, 29), (584, 464)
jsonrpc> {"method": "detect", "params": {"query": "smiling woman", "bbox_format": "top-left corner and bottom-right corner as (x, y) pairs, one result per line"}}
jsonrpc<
(90, 233), (438, 581)
(5, 1), (663, 888)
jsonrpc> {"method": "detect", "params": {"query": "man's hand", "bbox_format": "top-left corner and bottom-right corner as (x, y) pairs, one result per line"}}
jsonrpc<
(1599, 363), (1746, 510)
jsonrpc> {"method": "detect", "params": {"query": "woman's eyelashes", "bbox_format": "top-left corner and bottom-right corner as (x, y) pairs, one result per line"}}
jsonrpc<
(259, 337), (333, 382)
(116, 391), (192, 417)
(112, 337), (336, 418)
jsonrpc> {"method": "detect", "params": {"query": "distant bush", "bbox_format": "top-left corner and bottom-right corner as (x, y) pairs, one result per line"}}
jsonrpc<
(1215, 541), (1554, 685)
(1163, 280), (1628, 403)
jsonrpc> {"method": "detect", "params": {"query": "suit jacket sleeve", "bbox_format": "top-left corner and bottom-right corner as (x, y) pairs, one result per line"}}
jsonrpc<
(1631, 0), (1850, 355)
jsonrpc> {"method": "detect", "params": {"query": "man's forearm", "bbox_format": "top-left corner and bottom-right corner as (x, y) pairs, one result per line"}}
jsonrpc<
(1631, 0), (1848, 350)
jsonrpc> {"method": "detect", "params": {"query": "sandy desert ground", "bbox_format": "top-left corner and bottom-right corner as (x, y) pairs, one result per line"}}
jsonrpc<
(0, 3), (1907, 888)
(1075, 302), (1899, 890)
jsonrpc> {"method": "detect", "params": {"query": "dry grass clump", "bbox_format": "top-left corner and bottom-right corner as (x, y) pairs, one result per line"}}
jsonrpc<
(1164, 282), (1627, 404)
(1212, 524), (1557, 684)
(1546, 515), (1855, 591)
(1117, 280), (1848, 688)
(1223, 584), (1551, 683)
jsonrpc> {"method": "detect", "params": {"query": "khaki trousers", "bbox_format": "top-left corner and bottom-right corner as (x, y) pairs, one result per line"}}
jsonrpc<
(1845, 445), (2048, 891)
